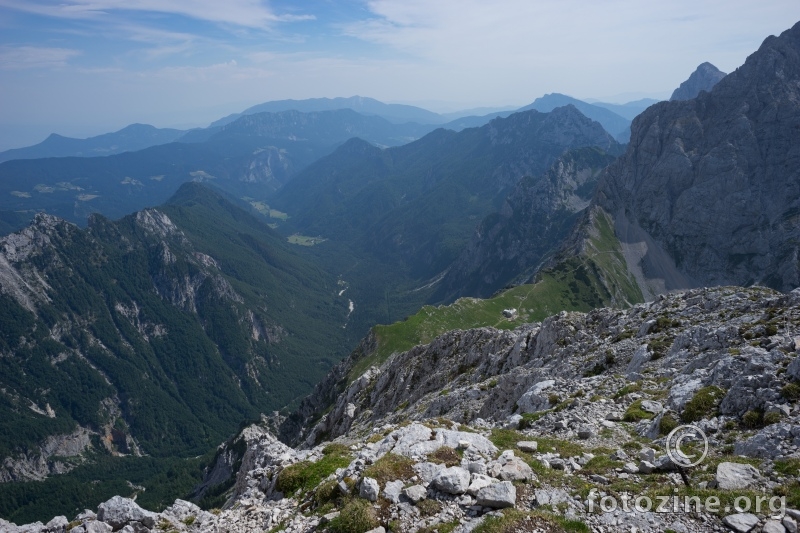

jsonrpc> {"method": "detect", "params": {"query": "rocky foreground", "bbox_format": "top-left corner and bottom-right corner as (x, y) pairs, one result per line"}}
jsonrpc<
(4, 286), (800, 533)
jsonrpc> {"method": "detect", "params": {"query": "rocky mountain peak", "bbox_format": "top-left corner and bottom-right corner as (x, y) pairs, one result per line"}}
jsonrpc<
(669, 61), (726, 101)
(593, 21), (800, 297)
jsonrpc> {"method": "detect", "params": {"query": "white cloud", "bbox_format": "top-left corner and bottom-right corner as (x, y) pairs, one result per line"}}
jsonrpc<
(0, 0), (313, 29)
(0, 45), (80, 69)
(342, 0), (800, 98)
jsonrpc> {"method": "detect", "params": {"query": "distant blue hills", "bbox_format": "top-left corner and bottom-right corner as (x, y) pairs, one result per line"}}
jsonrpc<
(0, 93), (660, 163)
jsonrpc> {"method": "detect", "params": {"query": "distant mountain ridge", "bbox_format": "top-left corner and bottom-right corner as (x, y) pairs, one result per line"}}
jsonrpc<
(589, 98), (660, 120)
(210, 96), (446, 129)
(273, 105), (619, 281)
(519, 93), (632, 141)
(0, 109), (440, 228)
(0, 124), (186, 163)
(0, 95), (652, 171)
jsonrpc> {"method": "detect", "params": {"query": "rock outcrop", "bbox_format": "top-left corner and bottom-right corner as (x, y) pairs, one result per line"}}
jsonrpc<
(436, 146), (618, 301)
(594, 22), (800, 297)
(6, 286), (800, 533)
(670, 62), (726, 101)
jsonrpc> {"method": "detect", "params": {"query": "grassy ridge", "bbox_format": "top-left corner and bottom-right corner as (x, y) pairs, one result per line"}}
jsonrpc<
(348, 208), (643, 383)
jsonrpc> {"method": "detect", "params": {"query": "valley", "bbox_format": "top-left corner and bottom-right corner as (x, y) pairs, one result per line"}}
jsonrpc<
(0, 11), (798, 533)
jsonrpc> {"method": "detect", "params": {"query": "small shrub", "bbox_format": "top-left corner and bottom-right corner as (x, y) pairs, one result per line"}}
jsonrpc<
(429, 446), (461, 467)
(276, 444), (351, 495)
(613, 383), (642, 399)
(763, 411), (782, 425)
(314, 478), (340, 507)
(659, 412), (680, 435)
(623, 400), (654, 422)
(742, 410), (763, 428)
(682, 386), (725, 423)
(782, 382), (800, 400)
(328, 499), (379, 533)
(416, 499), (441, 516)
(363, 453), (415, 485)
(548, 393), (561, 405)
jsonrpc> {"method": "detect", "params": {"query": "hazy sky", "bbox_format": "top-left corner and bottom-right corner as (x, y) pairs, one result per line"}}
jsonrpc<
(1, 0), (799, 150)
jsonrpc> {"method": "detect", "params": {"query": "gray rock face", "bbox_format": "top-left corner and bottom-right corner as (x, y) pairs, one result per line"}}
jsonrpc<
(475, 481), (516, 508)
(431, 466), (471, 494)
(595, 22), (800, 296)
(517, 380), (556, 413)
(436, 147), (619, 301)
(488, 454), (535, 482)
(83, 522), (113, 533)
(96, 496), (157, 529)
(670, 62), (726, 101)
(734, 423), (800, 459)
(715, 462), (762, 490)
(763, 519), (787, 533)
(402, 485), (427, 503)
(359, 477), (380, 502)
(722, 513), (760, 533)
(382, 480), (404, 504)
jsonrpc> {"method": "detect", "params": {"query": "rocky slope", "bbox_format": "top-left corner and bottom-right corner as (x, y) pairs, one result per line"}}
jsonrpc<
(0, 183), (351, 483)
(590, 22), (800, 299)
(435, 147), (618, 301)
(6, 286), (800, 532)
(670, 62), (727, 101)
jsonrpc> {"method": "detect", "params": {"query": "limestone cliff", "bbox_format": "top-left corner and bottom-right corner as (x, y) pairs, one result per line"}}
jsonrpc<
(595, 22), (800, 298)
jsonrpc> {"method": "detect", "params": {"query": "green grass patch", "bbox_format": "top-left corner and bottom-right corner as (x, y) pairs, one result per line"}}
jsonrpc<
(275, 444), (352, 496)
(473, 509), (589, 533)
(363, 454), (415, 486)
(287, 234), (327, 246)
(534, 437), (586, 458)
(429, 446), (461, 467)
(623, 400), (655, 422)
(781, 382), (800, 401)
(613, 382), (642, 399)
(681, 386), (725, 423)
(328, 499), (379, 533)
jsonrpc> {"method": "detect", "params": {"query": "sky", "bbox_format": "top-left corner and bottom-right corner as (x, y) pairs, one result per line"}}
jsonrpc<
(0, 0), (799, 151)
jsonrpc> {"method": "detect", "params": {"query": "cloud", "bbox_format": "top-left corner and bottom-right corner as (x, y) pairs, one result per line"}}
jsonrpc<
(0, 45), (80, 69)
(344, 0), (798, 68)
(0, 0), (313, 29)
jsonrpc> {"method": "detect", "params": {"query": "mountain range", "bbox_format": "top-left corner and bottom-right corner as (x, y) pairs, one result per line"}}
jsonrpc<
(0, 16), (797, 530)
(0, 93), (656, 170)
